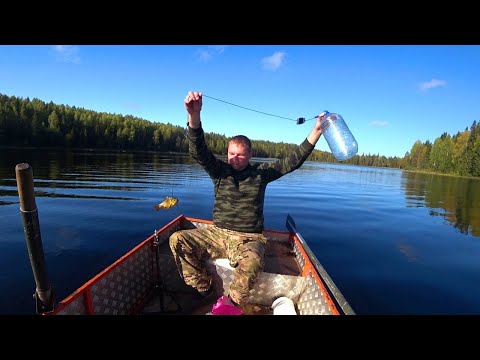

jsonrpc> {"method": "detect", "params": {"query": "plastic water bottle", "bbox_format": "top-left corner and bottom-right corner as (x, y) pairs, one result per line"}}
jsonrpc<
(320, 111), (358, 161)
(272, 297), (297, 315)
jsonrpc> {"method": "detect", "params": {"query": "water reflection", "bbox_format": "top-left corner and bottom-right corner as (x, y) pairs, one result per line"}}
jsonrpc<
(0, 148), (199, 206)
(2, 147), (480, 315)
(396, 242), (420, 263)
(3, 149), (480, 238)
(402, 171), (480, 236)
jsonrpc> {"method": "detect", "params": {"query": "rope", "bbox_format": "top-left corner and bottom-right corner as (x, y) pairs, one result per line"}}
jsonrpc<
(202, 94), (318, 123)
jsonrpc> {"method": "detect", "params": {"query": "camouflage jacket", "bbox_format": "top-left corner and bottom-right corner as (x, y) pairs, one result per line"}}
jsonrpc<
(187, 124), (315, 233)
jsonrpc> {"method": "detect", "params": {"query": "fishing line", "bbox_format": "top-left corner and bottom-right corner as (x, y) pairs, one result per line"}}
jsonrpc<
(202, 94), (318, 125)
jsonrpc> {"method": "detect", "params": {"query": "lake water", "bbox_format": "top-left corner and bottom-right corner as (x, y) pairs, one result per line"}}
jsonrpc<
(1, 147), (480, 315)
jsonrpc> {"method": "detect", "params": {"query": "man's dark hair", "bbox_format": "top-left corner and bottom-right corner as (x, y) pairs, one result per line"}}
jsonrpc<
(229, 135), (252, 151)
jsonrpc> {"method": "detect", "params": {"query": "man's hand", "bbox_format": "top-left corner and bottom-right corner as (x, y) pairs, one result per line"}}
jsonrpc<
(314, 111), (326, 134)
(307, 111), (326, 146)
(185, 91), (203, 115)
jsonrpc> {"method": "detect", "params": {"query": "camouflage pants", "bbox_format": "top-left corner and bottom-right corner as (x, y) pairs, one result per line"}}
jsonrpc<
(169, 225), (267, 305)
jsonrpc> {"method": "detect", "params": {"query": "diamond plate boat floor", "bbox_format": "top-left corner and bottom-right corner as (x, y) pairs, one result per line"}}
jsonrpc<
(142, 238), (301, 315)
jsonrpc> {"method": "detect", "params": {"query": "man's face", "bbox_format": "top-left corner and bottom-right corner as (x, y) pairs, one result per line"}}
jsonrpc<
(227, 141), (252, 171)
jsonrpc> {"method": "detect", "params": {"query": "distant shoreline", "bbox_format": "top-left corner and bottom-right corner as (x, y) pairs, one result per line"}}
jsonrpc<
(405, 169), (480, 180)
(0, 145), (190, 156)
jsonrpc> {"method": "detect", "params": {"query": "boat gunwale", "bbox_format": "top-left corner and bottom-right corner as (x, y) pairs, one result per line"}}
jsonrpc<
(50, 215), (186, 315)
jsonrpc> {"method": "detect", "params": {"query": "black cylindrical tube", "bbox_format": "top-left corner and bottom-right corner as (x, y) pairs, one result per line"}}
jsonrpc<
(15, 163), (54, 313)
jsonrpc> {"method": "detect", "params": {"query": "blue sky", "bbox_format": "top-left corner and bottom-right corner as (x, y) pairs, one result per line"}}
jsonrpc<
(1, 45), (479, 158)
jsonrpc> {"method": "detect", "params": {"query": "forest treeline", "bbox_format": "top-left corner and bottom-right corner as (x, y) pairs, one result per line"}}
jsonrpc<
(0, 93), (478, 177)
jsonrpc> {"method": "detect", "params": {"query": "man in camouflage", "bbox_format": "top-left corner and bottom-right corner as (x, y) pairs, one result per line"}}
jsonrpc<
(169, 91), (325, 308)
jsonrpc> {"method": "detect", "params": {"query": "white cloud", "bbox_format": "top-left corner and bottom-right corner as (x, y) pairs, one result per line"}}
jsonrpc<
(369, 121), (388, 127)
(261, 51), (287, 71)
(52, 45), (81, 64)
(195, 45), (228, 62)
(418, 78), (447, 92)
(196, 49), (212, 62)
